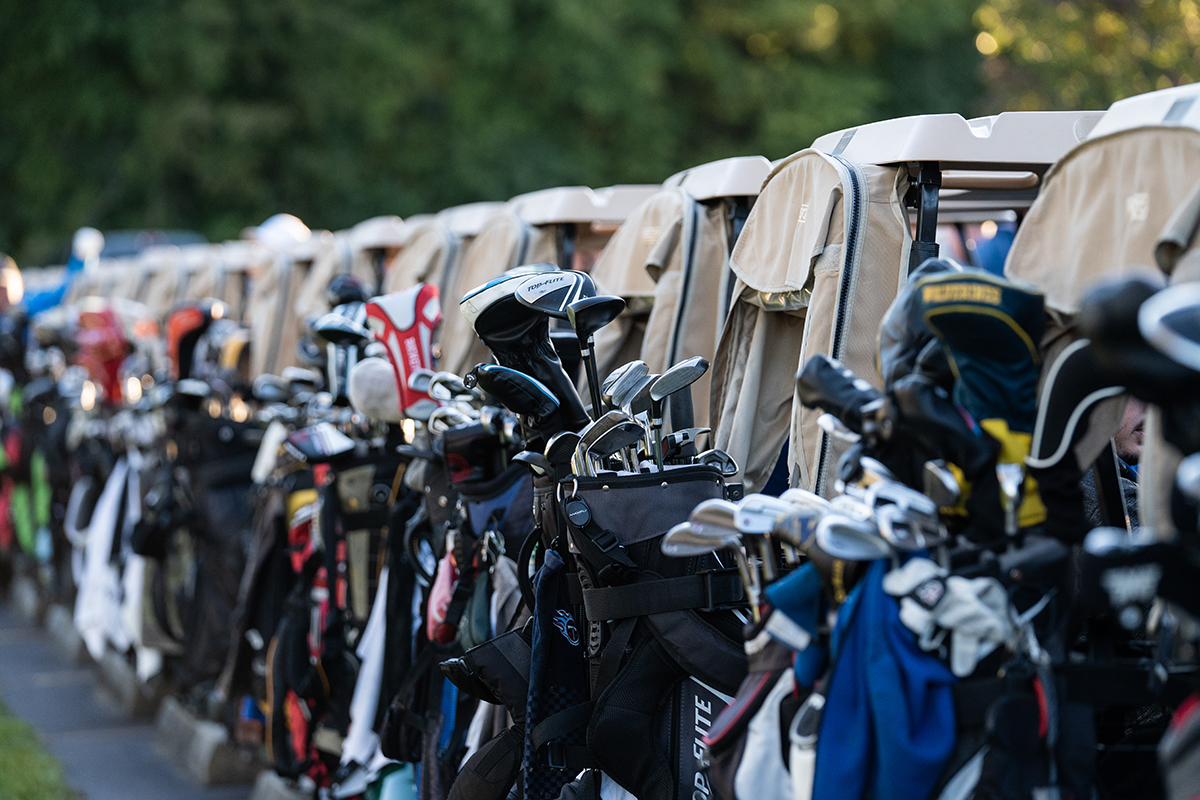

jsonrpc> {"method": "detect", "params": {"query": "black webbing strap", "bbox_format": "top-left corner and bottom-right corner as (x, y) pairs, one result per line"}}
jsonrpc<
(531, 702), (596, 772)
(442, 564), (480, 632)
(563, 498), (639, 585)
(582, 569), (746, 620)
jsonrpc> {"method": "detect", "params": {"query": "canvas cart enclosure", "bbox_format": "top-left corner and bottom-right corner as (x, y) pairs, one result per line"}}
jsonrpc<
(599, 157), (771, 430)
(712, 151), (911, 494)
(715, 111), (1100, 495)
(437, 206), (548, 378)
(248, 234), (327, 379)
(440, 186), (655, 378)
(380, 214), (451, 295)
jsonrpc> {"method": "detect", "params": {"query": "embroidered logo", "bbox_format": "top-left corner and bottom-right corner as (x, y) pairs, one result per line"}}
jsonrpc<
(552, 609), (580, 646)
(912, 577), (946, 610)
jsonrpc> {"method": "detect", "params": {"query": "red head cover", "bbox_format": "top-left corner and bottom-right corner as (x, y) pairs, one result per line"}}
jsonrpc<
(364, 283), (442, 420)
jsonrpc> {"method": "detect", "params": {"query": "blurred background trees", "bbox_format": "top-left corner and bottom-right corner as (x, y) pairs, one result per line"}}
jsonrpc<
(0, 0), (1192, 265)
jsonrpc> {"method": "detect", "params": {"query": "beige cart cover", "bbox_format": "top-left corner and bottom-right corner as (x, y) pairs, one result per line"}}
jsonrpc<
(206, 239), (271, 323)
(438, 208), (548, 377)
(588, 198), (674, 382)
(382, 216), (459, 294)
(247, 235), (326, 379)
(635, 157), (772, 429)
(711, 151), (910, 493)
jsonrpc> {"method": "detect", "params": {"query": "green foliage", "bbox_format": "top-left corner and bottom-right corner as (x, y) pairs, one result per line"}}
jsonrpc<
(0, 700), (76, 800)
(974, 0), (1200, 110)
(0, 0), (982, 264)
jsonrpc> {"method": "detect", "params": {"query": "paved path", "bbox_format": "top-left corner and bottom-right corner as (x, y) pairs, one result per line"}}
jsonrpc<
(0, 603), (250, 800)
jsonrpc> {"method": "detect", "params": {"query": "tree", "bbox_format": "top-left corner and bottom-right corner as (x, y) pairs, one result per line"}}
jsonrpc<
(973, 0), (1200, 111)
(0, 0), (983, 265)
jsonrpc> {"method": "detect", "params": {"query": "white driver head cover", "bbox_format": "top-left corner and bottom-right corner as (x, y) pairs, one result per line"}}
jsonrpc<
(349, 357), (404, 423)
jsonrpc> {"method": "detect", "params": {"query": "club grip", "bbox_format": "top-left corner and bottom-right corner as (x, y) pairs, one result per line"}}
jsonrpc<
(796, 355), (882, 434)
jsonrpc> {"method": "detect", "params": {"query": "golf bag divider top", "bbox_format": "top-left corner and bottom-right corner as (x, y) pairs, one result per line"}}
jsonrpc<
(543, 462), (748, 800)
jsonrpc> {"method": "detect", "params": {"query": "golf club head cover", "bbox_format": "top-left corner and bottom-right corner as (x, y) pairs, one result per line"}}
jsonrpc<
(915, 269), (1047, 530)
(165, 302), (213, 380)
(469, 363), (563, 438)
(796, 354), (884, 436)
(444, 627), (533, 800)
(877, 257), (959, 392)
(1025, 339), (1124, 543)
(364, 283), (442, 421)
(462, 271), (590, 431)
(348, 357), (405, 423)
(1080, 276), (1200, 455)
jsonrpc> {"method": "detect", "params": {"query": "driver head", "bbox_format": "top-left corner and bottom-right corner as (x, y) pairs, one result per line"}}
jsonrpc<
(516, 270), (596, 320)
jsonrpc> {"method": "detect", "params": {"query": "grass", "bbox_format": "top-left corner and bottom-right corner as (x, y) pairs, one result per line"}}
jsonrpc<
(0, 699), (75, 800)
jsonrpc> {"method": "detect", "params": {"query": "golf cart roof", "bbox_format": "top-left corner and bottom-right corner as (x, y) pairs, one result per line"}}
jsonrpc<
(1087, 83), (1200, 139)
(663, 156), (772, 200)
(349, 215), (409, 250)
(437, 202), (509, 238)
(812, 111), (1103, 172)
(511, 185), (659, 226)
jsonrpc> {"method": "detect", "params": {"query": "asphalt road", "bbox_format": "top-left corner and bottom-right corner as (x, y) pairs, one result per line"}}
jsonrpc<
(0, 602), (250, 800)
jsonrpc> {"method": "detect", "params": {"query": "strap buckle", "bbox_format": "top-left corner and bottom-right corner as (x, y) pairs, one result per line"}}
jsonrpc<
(699, 568), (748, 611)
(546, 742), (568, 770)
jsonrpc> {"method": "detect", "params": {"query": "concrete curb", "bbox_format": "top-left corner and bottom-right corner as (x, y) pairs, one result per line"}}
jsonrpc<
(12, 573), (45, 625)
(96, 648), (168, 720)
(154, 697), (262, 785)
(45, 604), (91, 666)
(249, 770), (313, 800)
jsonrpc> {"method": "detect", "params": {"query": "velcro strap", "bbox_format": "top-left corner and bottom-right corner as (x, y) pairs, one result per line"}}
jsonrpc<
(531, 702), (595, 761)
(583, 570), (746, 620)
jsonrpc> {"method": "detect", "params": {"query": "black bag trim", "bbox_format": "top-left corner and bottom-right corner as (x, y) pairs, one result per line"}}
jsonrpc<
(582, 569), (746, 619)
(531, 702), (596, 771)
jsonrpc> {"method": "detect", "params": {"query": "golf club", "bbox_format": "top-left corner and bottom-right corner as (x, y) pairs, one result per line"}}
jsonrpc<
(649, 357), (709, 469)
(567, 295), (627, 418)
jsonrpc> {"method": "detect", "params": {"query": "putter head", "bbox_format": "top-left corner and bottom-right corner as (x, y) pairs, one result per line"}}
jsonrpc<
(567, 295), (626, 342)
(661, 522), (738, 557)
(815, 513), (892, 561)
(650, 356), (710, 403)
(513, 450), (552, 477)
(314, 313), (373, 346)
(516, 270), (596, 320)
(661, 427), (711, 460)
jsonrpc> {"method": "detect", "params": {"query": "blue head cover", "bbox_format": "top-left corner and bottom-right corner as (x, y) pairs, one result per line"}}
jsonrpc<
(813, 560), (957, 800)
